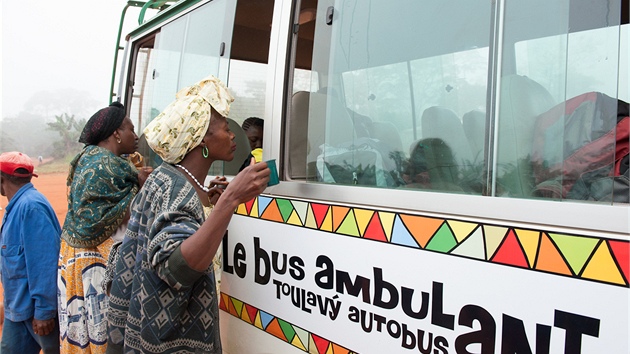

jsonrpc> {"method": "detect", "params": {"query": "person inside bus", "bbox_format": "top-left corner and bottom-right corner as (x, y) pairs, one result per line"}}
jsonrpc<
(57, 102), (153, 353)
(403, 138), (463, 192)
(239, 116), (264, 171)
(106, 75), (270, 354)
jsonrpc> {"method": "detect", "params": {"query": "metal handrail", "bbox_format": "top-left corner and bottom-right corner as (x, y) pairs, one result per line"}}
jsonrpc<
(109, 0), (179, 103)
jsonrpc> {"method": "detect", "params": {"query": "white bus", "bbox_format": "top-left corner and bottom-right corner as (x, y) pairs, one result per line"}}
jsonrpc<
(112, 0), (629, 353)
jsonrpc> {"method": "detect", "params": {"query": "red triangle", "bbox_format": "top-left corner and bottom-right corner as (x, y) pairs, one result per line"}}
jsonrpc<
(364, 213), (387, 242)
(491, 229), (529, 268)
(311, 203), (330, 228)
(245, 198), (256, 215)
(608, 240), (629, 284)
(245, 304), (258, 325)
(311, 333), (330, 354)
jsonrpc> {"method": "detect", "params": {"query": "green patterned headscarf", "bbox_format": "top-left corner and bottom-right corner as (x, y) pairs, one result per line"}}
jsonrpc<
(62, 145), (139, 248)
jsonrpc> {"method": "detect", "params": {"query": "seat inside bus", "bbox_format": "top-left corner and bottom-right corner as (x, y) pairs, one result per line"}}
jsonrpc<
(462, 110), (486, 163)
(413, 106), (474, 190)
(289, 91), (357, 180)
(290, 91), (405, 186)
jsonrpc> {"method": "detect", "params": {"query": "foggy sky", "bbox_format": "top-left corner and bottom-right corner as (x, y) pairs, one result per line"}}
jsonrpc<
(1, 0), (144, 119)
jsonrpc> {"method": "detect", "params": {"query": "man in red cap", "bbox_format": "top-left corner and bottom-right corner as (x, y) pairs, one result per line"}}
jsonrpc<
(0, 151), (61, 354)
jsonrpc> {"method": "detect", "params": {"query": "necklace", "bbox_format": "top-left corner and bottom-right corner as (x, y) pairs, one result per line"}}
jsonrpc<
(175, 164), (210, 192)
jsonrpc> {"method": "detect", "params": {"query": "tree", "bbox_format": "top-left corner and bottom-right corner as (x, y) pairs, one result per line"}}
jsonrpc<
(1, 112), (57, 157)
(47, 113), (86, 158)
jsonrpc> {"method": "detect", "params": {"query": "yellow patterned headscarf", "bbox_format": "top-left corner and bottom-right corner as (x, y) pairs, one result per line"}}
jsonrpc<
(144, 75), (235, 164)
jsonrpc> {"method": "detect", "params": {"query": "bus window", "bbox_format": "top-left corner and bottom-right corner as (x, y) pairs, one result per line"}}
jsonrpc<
(205, 0), (275, 176)
(124, 0), (237, 169)
(495, 0), (628, 203)
(291, 0), (492, 193)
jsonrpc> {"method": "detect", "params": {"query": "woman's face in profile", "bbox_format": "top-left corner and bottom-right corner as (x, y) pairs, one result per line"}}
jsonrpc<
(116, 117), (139, 155)
(245, 125), (263, 150)
(206, 110), (236, 162)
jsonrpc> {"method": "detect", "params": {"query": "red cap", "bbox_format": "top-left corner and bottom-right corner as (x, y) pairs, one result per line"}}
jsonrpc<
(0, 151), (38, 178)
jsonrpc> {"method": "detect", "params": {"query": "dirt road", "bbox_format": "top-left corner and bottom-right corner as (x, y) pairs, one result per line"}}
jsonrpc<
(0, 172), (68, 225)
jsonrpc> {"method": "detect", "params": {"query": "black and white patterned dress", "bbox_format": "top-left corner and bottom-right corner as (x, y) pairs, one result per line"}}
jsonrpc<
(107, 163), (221, 354)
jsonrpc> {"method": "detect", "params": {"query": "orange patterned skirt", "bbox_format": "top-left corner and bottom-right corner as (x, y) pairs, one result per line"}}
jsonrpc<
(58, 237), (114, 354)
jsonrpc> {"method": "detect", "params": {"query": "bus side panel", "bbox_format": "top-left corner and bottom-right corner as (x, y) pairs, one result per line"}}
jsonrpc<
(219, 198), (629, 354)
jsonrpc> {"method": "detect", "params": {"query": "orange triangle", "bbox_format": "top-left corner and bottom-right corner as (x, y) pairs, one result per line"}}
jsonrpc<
(261, 200), (284, 222)
(331, 343), (350, 354)
(399, 214), (444, 248)
(227, 296), (239, 317)
(535, 233), (572, 275)
(331, 206), (351, 232)
(266, 318), (288, 341)
(219, 293), (229, 311)
(240, 306), (252, 323)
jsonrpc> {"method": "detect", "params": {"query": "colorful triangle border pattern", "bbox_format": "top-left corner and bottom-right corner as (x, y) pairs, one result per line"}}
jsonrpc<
(235, 196), (629, 287)
(220, 292), (358, 354)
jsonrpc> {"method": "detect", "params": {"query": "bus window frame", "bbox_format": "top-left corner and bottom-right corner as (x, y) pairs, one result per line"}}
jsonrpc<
(272, 0), (628, 237)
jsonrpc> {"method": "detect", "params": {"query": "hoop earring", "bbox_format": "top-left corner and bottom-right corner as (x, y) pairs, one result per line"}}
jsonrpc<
(116, 138), (122, 144)
(202, 145), (209, 159)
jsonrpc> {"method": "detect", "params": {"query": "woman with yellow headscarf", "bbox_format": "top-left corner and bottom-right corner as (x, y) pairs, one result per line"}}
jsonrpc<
(106, 75), (270, 354)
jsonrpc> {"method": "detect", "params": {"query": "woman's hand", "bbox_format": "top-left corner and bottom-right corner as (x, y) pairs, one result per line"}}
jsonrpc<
(224, 158), (270, 204)
(138, 166), (154, 187)
(206, 176), (228, 205)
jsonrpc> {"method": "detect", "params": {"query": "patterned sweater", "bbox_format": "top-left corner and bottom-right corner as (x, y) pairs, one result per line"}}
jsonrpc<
(106, 163), (221, 354)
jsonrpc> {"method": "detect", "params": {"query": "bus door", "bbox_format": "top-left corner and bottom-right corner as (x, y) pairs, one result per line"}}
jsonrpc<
(124, 0), (237, 167)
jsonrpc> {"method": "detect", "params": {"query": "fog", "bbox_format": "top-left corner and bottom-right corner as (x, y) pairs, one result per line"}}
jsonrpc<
(1, 0), (146, 120)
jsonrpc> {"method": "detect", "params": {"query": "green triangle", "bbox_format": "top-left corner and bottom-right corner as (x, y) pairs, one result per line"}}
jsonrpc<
(277, 318), (296, 342)
(549, 233), (599, 275)
(231, 298), (244, 317)
(276, 199), (294, 222)
(425, 223), (458, 253)
(337, 210), (360, 237)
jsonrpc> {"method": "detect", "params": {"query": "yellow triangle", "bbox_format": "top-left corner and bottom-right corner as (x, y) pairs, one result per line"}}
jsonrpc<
(236, 203), (248, 215)
(483, 225), (508, 260)
(378, 212), (396, 241)
(515, 229), (541, 268)
(582, 242), (626, 285)
(305, 205), (318, 229)
(287, 210), (303, 226)
(291, 335), (307, 351)
(254, 311), (264, 329)
(326, 343), (334, 354)
(448, 220), (478, 242)
(354, 208), (375, 236)
(320, 208), (333, 232)
(250, 198), (259, 218)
